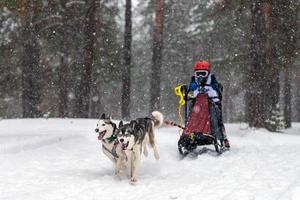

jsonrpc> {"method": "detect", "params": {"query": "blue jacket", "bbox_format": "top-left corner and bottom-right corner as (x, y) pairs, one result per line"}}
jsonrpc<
(189, 74), (223, 102)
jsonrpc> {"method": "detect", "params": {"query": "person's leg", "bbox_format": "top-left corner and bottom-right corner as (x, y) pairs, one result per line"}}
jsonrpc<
(209, 102), (223, 139)
(215, 102), (230, 148)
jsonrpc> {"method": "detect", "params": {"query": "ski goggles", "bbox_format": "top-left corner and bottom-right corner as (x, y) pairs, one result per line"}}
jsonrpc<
(194, 70), (209, 78)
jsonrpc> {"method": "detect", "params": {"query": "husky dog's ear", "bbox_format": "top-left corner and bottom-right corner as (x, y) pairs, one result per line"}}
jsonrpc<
(112, 122), (117, 130)
(130, 120), (137, 130)
(100, 113), (105, 119)
(118, 121), (123, 128)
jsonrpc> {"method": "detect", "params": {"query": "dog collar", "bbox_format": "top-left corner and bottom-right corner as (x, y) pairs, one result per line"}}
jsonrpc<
(103, 126), (118, 143)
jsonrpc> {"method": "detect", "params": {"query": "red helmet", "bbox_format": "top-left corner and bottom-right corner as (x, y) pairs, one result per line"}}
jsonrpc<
(193, 60), (211, 71)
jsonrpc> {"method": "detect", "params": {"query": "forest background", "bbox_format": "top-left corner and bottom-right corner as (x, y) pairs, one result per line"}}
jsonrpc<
(0, 0), (299, 131)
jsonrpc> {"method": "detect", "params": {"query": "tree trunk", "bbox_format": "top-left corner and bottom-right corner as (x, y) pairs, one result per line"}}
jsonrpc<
(275, 0), (298, 128)
(260, 2), (280, 126)
(121, 0), (132, 120)
(283, 64), (291, 128)
(296, 68), (300, 122)
(150, 0), (165, 112)
(75, 0), (98, 118)
(58, 0), (69, 117)
(246, 2), (266, 127)
(90, 84), (102, 118)
(246, 2), (278, 128)
(21, 0), (41, 118)
(223, 76), (230, 123)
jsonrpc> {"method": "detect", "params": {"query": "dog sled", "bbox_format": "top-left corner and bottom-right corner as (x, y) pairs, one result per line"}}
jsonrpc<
(166, 84), (228, 158)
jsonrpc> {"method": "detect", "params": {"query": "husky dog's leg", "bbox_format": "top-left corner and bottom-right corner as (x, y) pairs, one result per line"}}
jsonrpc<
(115, 156), (123, 175)
(148, 125), (160, 160)
(115, 163), (120, 175)
(125, 151), (133, 179)
(143, 137), (149, 157)
(143, 144), (148, 157)
(115, 147), (126, 173)
(152, 144), (159, 160)
(149, 111), (163, 160)
(130, 147), (140, 183)
(120, 154), (127, 170)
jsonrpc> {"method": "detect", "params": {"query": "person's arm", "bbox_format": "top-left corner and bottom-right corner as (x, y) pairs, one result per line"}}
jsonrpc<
(188, 76), (197, 91)
(210, 74), (223, 101)
(188, 76), (199, 100)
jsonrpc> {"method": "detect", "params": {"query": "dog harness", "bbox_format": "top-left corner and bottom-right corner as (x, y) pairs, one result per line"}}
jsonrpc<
(102, 126), (119, 158)
(102, 140), (119, 158)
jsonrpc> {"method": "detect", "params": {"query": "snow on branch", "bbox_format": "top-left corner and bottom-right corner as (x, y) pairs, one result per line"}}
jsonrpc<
(34, 15), (62, 32)
(66, 1), (86, 8)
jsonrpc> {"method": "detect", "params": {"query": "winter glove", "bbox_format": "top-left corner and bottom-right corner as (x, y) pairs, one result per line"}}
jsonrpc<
(189, 82), (198, 91)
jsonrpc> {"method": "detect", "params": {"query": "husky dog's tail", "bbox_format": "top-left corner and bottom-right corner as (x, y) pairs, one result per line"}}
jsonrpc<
(147, 111), (163, 160)
(151, 111), (164, 128)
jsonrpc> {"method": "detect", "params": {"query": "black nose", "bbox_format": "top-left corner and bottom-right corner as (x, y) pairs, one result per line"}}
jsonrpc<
(120, 138), (124, 143)
(95, 128), (99, 133)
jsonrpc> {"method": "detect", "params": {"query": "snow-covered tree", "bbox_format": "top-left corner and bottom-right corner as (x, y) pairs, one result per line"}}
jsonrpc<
(265, 104), (285, 132)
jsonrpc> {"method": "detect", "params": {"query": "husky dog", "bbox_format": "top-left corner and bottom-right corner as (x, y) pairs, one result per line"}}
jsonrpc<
(117, 111), (163, 183)
(95, 114), (126, 175)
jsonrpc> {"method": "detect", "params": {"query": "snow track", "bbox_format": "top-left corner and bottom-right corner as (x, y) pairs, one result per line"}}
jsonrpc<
(0, 119), (300, 200)
(0, 133), (83, 154)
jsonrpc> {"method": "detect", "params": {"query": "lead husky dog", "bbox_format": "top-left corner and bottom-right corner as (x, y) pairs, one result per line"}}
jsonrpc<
(95, 114), (126, 175)
(117, 111), (163, 183)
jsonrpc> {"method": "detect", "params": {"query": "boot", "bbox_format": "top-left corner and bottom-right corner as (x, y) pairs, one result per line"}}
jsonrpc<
(223, 138), (230, 149)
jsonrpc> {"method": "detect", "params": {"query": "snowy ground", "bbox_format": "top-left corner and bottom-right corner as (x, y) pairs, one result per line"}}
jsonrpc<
(1, 119), (300, 200)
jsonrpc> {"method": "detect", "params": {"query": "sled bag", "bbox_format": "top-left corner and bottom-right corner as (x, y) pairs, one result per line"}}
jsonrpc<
(185, 93), (211, 135)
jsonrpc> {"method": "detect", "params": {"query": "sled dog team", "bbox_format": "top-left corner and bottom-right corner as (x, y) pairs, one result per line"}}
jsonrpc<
(95, 111), (163, 184)
(94, 60), (230, 183)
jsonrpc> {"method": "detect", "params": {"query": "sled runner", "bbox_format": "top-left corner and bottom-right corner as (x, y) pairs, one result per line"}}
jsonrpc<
(173, 84), (228, 157)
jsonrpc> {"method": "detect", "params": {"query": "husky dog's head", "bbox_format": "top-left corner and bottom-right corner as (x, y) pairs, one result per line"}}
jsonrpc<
(117, 121), (137, 150)
(95, 113), (116, 141)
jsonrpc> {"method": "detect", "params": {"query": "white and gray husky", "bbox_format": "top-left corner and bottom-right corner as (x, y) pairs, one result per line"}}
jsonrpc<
(117, 111), (163, 183)
(95, 114), (126, 175)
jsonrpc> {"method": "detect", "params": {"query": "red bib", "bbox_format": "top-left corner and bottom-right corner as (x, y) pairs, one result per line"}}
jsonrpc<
(184, 93), (211, 135)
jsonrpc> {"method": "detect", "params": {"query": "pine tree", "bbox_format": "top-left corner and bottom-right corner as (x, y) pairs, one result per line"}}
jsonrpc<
(58, 0), (70, 117)
(265, 104), (285, 132)
(273, 0), (299, 128)
(74, 0), (98, 118)
(20, 0), (42, 118)
(161, 0), (195, 118)
(122, 0), (132, 120)
(130, 0), (154, 117)
(150, 0), (165, 112)
(90, 0), (122, 118)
